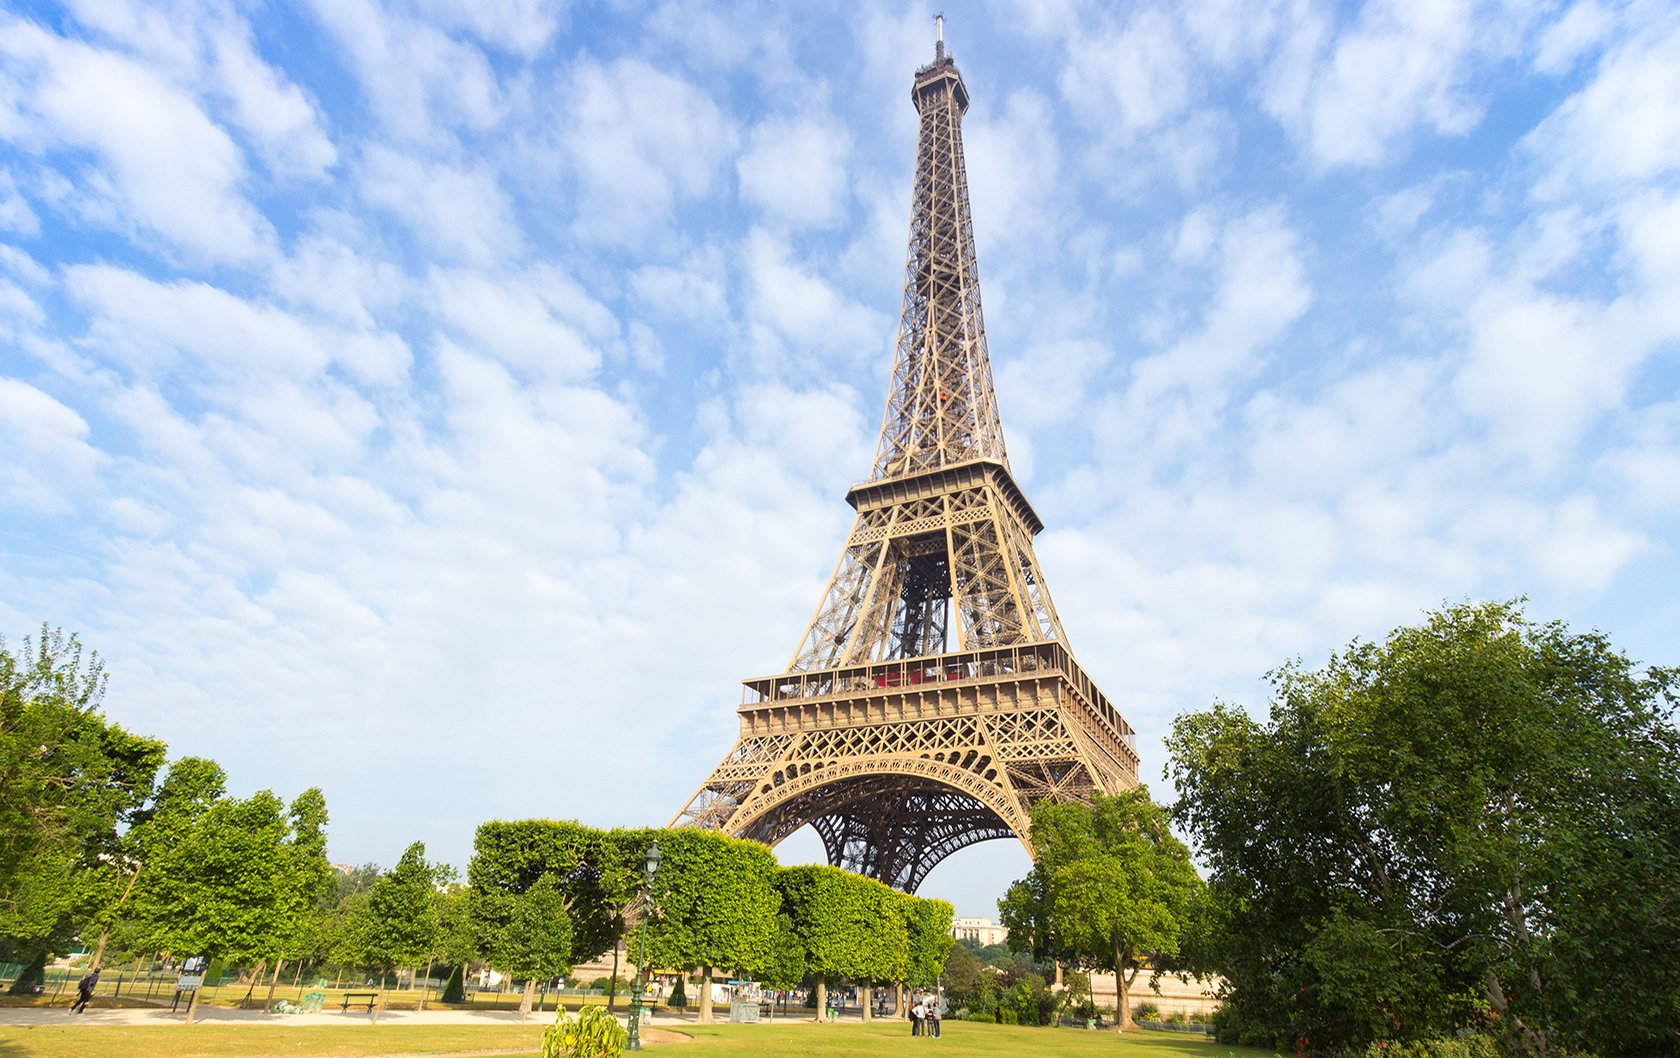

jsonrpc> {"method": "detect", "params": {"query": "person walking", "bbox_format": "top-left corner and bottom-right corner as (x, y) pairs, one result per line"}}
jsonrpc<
(69, 968), (99, 1013)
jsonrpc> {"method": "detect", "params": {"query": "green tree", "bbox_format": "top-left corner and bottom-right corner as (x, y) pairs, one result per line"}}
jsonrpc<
(778, 865), (908, 1020)
(0, 627), (167, 990)
(903, 894), (954, 989)
(1168, 601), (1680, 1058)
(472, 874), (573, 1021)
(123, 770), (331, 1023)
(432, 882), (477, 1002)
(996, 788), (1202, 1031)
(363, 841), (446, 985)
(639, 829), (779, 1024)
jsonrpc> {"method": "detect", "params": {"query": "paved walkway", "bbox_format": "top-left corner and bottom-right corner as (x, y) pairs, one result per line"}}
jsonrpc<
(0, 1006), (705, 1028)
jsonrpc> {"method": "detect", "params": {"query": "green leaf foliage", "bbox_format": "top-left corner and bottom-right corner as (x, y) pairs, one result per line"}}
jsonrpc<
(543, 1002), (627, 1058)
(473, 873), (573, 981)
(469, 819), (632, 965)
(123, 770), (333, 965)
(0, 627), (166, 971)
(779, 864), (909, 984)
(997, 787), (1201, 1027)
(362, 841), (446, 970)
(1168, 600), (1680, 1058)
(902, 892), (954, 987)
(640, 828), (778, 978)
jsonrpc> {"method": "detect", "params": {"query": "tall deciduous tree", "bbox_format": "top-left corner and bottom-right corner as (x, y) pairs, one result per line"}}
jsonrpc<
(123, 766), (331, 1023)
(1168, 601), (1680, 1058)
(0, 627), (166, 991)
(779, 865), (909, 1020)
(997, 789), (1202, 1031)
(364, 841), (445, 983)
(640, 829), (779, 1025)
(903, 894), (954, 990)
(472, 874), (573, 1022)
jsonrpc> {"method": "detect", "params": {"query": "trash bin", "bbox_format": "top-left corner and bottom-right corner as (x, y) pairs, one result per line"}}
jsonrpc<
(302, 992), (326, 1013)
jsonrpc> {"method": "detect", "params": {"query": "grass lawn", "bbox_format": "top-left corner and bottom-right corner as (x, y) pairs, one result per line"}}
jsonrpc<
(0, 1020), (1276, 1058)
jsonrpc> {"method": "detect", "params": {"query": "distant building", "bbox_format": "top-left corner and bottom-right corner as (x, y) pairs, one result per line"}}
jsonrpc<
(950, 916), (1008, 946)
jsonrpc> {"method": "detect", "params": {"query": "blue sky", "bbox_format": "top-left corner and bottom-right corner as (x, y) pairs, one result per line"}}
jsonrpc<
(2, 0), (1677, 918)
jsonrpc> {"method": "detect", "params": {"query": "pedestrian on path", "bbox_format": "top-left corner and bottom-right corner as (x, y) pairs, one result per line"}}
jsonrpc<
(69, 969), (99, 1013)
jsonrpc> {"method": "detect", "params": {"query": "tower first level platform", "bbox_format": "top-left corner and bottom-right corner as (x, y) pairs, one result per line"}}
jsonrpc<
(673, 639), (1139, 892)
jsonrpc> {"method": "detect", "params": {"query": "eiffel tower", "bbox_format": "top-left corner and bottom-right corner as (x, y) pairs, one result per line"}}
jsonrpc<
(672, 24), (1139, 892)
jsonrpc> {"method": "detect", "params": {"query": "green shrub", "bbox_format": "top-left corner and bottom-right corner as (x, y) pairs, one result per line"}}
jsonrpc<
(966, 1012), (996, 1023)
(1349, 1038), (1500, 1058)
(1134, 1001), (1160, 1021)
(542, 1004), (626, 1058)
(666, 979), (686, 1009)
(999, 1008), (1019, 1025)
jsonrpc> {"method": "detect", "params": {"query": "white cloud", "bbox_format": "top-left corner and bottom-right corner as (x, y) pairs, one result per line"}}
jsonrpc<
(0, 378), (104, 512)
(305, 0), (504, 141)
(1262, 0), (1512, 167)
(737, 114), (853, 230)
(966, 90), (1064, 254)
(0, 170), (39, 235)
(429, 267), (606, 381)
(359, 147), (523, 265)
(0, 18), (272, 262)
(1526, 23), (1680, 197)
(742, 229), (884, 372)
(561, 57), (737, 245)
(1060, 6), (1193, 139)
(404, 0), (569, 57)
(57, 0), (336, 178)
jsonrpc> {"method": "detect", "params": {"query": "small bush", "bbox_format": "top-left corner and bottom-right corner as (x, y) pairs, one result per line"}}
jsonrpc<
(666, 979), (686, 1009)
(1134, 1002), (1160, 1021)
(1351, 1037), (1501, 1058)
(999, 1008), (1019, 1025)
(543, 1004), (626, 1058)
(966, 1012), (996, 1023)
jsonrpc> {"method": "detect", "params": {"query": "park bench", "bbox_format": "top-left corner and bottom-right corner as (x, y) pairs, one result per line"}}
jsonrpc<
(341, 992), (378, 1012)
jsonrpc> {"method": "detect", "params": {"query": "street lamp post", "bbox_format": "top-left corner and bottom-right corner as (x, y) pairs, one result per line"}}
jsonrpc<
(626, 838), (662, 1052)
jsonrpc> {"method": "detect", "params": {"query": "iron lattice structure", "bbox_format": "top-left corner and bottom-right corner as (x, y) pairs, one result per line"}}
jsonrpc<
(672, 39), (1139, 893)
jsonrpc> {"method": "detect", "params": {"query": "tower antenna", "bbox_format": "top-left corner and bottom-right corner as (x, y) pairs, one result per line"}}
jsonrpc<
(935, 12), (944, 60)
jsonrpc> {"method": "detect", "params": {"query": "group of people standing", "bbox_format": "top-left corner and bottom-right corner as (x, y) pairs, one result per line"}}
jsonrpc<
(907, 990), (945, 1037)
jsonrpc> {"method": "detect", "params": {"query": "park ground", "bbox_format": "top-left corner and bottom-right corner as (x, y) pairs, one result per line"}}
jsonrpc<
(0, 1011), (1274, 1058)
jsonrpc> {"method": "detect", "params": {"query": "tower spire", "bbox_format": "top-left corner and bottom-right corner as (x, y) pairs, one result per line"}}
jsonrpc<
(873, 27), (1002, 481)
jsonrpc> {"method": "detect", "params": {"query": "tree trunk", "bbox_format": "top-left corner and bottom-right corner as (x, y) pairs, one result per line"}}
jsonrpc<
(518, 978), (535, 1023)
(698, 965), (714, 1024)
(1114, 938), (1134, 1031)
(607, 943), (620, 1012)
(894, 981), (903, 1016)
(860, 984), (872, 1021)
(419, 957), (433, 1010)
(265, 960), (284, 1006)
(814, 978), (827, 1023)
